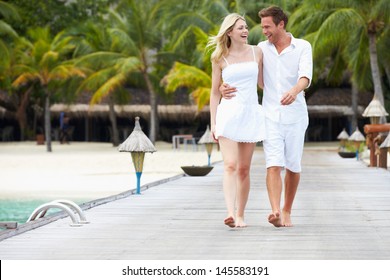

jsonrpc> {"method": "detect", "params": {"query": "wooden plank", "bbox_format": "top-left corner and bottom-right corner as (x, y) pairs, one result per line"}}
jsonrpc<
(0, 222), (18, 230)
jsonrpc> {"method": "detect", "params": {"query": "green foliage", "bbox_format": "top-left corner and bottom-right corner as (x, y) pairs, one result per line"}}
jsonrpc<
(289, 0), (389, 106)
(12, 26), (85, 92)
(1, 0), (389, 137)
(6, 0), (114, 35)
(344, 141), (365, 153)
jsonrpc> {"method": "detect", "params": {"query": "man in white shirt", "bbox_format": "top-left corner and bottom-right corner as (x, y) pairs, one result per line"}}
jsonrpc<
(221, 6), (313, 227)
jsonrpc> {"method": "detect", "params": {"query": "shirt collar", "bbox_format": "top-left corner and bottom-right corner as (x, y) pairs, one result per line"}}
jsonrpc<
(266, 32), (296, 47)
(288, 33), (297, 47)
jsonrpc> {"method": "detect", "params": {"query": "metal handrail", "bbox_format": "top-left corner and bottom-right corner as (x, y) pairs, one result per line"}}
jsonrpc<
(27, 200), (89, 227)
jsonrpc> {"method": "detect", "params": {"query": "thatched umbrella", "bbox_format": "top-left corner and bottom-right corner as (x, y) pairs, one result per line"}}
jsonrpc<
(379, 132), (390, 157)
(348, 128), (365, 160)
(198, 125), (215, 166)
(337, 128), (350, 150)
(118, 117), (156, 194)
(362, 97), (388, 124)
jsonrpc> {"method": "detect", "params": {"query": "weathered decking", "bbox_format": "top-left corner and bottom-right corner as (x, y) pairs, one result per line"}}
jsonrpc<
(0, 147), (389, 260)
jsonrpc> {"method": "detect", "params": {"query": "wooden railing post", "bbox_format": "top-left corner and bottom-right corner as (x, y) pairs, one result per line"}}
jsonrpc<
(364, 124), (390, 168)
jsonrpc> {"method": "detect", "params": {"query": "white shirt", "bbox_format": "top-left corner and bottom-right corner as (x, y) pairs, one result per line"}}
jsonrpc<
(258, 33), (313, 124)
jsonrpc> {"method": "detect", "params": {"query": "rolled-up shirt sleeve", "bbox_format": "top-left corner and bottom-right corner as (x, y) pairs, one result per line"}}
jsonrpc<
(298, 41), (313, 88)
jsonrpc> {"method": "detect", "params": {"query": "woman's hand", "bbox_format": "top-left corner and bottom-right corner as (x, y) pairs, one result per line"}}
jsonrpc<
(210, 124), (218, 142)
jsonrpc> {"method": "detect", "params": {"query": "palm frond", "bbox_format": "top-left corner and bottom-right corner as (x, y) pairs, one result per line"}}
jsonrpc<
(39, 51), (59, 70)
(76, 51), (125, 70)
(27, 27), (51, 43)
(326, 48), (347, 86)
(12, 64), (37, 77)
(90, 72), (127, 105)
(0, 40), (9, 70)
(168, 12), (214, 34)
(109, 28), (138, 55)
(0, 20), (18, 38)
(169, 25), (196, 53)
(116, 57), (141, 73)
(50, 65), (86, 80)
(371, 0), (390, 23)
(0, 1), (20, 21)
(248, 24), (265, 45)
(192, 87), (211, 111)
(312, 8), (364, 57)
(32, 40), (51, 64)
(161, 62), (211, 94)
(52, 35), (75, 56)
(12, 72), (40, 87)
(77, 68), (116, 93)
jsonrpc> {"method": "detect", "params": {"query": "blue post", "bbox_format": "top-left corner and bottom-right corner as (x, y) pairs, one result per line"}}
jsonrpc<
(136, 172), (142, 194)
(208, 155), (211, 166)
(355, 149), (359, 160)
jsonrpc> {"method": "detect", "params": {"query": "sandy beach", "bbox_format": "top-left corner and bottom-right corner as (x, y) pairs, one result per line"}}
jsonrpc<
(0, 141), (223, 201)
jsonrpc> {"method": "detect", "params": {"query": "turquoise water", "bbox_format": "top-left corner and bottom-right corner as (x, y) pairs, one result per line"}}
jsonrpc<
(0, 199), (85, 228)
(0, 199), (53, 225)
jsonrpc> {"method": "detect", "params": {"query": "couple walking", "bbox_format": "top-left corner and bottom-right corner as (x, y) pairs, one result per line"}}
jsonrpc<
(208, 6), (313, 228)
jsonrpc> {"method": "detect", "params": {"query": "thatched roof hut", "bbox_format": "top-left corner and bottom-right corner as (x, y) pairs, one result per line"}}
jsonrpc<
(50, 103), (210, 123)
(306, 88), (372, 117)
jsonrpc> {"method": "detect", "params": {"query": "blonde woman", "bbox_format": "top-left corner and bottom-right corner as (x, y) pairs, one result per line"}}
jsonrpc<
(208, 13), (266, 228)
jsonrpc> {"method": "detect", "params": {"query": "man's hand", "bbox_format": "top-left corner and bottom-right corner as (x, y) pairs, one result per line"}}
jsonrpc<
(280, 78), (308, 105)
(219, 83), (237, 99)
(280, 91), (297, 105)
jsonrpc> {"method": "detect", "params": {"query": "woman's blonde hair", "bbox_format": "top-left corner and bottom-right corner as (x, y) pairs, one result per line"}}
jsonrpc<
(207, 13), (246, 64)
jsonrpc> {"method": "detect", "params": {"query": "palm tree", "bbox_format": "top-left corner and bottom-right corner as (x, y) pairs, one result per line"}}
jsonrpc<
(162, 61), (211, 110)
(289, 0), (390, 123)
(160, 1), (220, 110)
(104, 0), (173, 143)
(12, 27), (85, 152)
(0, 0), (19, 90)
(161, 0), (263, 110)
(377, 23), (390, 113)
(0, 10), (37, 142)
(73, 22), (141, 146)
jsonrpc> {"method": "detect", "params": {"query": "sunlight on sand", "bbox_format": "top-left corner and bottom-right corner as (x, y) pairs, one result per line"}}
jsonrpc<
(0, 141), (223, 200)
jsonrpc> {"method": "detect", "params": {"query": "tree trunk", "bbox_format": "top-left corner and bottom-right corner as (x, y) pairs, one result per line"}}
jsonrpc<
(351, 82), (358, 132)
(44, 91), (52, 152)
(368, 34), (384, 104)
(15, 87), (32, 141)
(142, 71), (158, 143)
(108, 97), (120, 146)
(384, 63), (390, 93)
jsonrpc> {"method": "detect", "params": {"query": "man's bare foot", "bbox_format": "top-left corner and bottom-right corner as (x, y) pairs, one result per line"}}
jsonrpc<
(224, 216), (235, 228)
(268, 211), (283, 227)
(235, 217), (247, 228)
(282, 210), (293, 227)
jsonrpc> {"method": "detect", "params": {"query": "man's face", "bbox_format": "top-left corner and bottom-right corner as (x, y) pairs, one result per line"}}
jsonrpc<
(261, 16), (283, 44)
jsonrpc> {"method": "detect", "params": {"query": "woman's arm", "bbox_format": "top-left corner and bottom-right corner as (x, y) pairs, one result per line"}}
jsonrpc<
(210, 61), (223, 140)
(255, 46), (264, 89)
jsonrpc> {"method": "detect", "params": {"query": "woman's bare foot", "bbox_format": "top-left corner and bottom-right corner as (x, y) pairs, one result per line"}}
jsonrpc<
(224, 216), (235, 228)
(268, 211), (283, 227)
(235, 217), (247, 228)
(282, 210), (293, 227)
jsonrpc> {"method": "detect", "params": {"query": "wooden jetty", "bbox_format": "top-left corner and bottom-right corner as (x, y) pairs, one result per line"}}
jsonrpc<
(0, 146), (389, 260)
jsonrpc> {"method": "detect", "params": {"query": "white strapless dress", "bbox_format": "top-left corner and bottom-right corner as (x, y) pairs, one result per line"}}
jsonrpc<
(215, 61), (266, 142)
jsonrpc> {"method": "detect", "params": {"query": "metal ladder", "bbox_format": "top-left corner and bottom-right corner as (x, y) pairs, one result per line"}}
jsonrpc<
(27, 199), (89, 227)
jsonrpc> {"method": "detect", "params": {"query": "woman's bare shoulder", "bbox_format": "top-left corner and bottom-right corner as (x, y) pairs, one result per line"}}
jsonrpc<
(252, 45), (263, 54)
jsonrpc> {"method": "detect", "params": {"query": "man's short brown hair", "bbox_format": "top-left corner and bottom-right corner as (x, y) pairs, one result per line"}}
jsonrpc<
(258, 6), (288, 29)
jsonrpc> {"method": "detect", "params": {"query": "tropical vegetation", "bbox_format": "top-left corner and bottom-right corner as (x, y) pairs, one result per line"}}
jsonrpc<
(0, 0), (389, 151)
